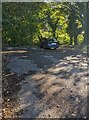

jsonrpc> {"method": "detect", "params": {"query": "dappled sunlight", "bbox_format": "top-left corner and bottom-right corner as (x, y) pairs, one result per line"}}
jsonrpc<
(38, 107), (60, 118)
(46, 85), (63, 99)
(3, 47), (87, 118)
(16, 54), (87, 117)
(31, 73), (46, 81)
(47, 54), (87, 77)
(1, 50), (28, 54)
(2, 1), (88, 119)
(45, 53), (87, 101)
(2, 1), (88, 118)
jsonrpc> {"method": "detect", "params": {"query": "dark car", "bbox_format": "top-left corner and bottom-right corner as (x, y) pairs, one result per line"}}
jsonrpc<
(40, 38), (59, 49)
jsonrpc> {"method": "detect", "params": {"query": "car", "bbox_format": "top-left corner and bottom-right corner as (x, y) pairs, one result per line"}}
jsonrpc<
(40, 38), (59, 49)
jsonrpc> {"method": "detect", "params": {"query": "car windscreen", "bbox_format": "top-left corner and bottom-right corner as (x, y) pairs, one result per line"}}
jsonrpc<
(48, 39), (57, 43)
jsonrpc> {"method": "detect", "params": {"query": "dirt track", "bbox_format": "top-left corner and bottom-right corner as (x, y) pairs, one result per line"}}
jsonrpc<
(2, 46), (88, 118)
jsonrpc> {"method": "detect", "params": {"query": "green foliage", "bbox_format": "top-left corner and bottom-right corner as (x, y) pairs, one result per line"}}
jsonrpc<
(2, 2), (86, 46)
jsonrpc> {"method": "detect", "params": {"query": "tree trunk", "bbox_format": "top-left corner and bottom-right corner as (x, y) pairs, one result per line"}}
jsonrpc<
(74, 34), (78, 45)
(53, 31), (55, 38)
(69, 34), (73, 45)
(81, 3), (88, 45)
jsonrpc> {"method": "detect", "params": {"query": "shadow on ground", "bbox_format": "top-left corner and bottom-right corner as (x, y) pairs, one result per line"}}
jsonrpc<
(2, 46), (88, 118)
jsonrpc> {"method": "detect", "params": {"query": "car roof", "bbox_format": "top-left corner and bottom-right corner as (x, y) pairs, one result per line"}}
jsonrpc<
(48, 38), (57, 41)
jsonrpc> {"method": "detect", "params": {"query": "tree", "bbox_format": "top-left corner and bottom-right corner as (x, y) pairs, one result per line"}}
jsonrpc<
(38, 3), (69, 44)
(2, 2), (85, 46)
(65, 2), (84, 45)
(2, 2), (40, 46)
(76, 2), (88, 45)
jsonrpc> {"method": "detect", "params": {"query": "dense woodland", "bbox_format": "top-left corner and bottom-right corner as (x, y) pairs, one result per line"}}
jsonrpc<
(2, 2), (88, 47)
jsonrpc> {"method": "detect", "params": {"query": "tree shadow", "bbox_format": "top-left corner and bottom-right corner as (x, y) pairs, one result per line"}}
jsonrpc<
(2, 46), (87, 118)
